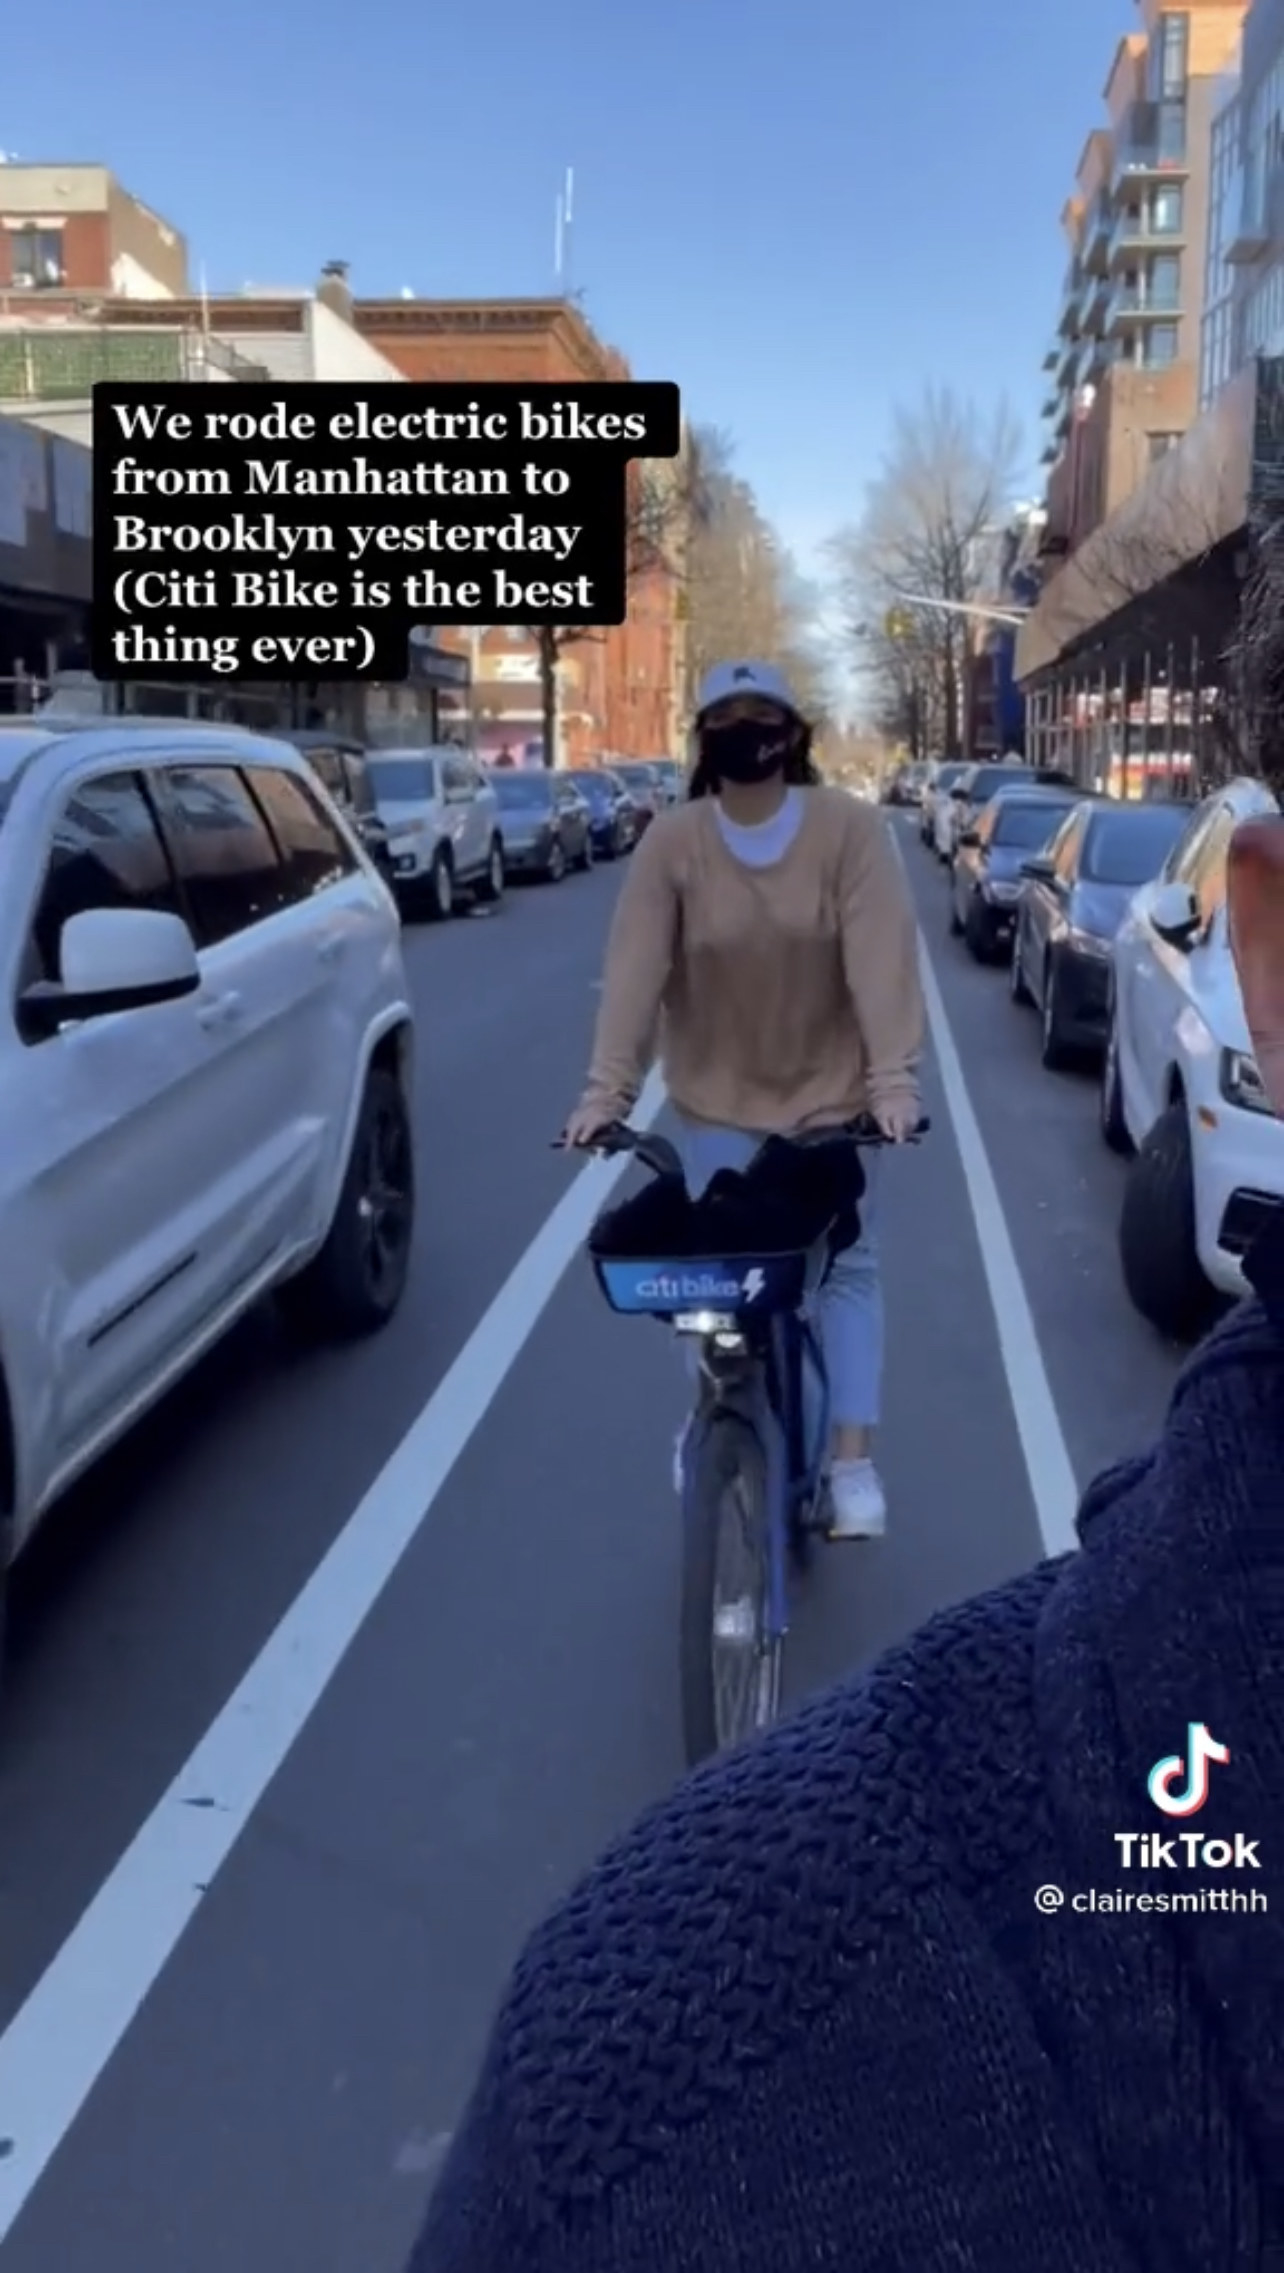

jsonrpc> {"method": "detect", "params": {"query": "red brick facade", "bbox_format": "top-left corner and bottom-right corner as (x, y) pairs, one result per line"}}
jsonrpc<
(355, 297), (680, 765)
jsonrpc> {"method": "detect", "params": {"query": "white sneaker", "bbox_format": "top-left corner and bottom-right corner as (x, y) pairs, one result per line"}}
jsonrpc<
(827, 1457), (886, 1540)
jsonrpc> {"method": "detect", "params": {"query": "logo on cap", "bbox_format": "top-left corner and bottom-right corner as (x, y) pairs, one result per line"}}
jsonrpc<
(732, 666), (755, 682)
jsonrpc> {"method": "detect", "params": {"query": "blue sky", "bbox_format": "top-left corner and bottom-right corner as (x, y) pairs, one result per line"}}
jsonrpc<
(8, 0), (1129, 588)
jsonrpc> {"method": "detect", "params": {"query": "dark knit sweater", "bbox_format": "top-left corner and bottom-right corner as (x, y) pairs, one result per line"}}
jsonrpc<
(409, 1294), (1284, 2271)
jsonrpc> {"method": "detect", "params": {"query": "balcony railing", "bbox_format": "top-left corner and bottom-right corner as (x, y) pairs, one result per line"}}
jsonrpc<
(1106, 283), (1181, 327)
(0, 326), (269, 402)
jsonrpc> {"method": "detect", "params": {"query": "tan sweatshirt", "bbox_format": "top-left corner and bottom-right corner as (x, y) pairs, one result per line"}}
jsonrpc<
(579, 787), (924, 1133)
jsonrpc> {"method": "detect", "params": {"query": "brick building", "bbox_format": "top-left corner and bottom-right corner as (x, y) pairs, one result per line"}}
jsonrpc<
(355, 294), (683, 766)
(0, 162), (187, 298)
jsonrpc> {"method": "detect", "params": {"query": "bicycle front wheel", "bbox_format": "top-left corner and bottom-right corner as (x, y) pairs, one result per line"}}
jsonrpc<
(680, 1412), (782, 1766)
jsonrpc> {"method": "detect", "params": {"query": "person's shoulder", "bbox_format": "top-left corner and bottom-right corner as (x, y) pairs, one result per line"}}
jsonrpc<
(480, 1559), (1062, 2212)
(809, 784), (886, 847)
(634, 801), (704, 869)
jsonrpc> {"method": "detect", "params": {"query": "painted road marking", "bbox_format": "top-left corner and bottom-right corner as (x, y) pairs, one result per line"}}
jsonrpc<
(890, 822), (1079, 1557)
(0, 1068), (666, 2246)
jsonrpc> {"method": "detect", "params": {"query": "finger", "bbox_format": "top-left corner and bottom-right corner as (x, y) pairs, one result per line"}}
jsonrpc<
(1228, 818), (1284, 1118)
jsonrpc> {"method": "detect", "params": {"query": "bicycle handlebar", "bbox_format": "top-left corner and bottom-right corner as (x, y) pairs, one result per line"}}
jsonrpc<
(553, 1111), (929, 1178)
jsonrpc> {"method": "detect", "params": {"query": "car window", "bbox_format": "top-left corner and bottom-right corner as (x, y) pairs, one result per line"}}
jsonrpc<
(343, 752), (377, 818)
(1164, 802), (1219, 884)
(1185, 805), (1236, 931)
(304, 747), (347, 804)
(1081, 804), (1189, 884)
(367, 758), (436, 804)
(247, 767), (358, 901)
(1052, 809), (1087, 878)
(26, 770), (181, 987)
(442, 756), (476, 799)
(994, 800), (1076, 850)
(153, 765), (289, 946)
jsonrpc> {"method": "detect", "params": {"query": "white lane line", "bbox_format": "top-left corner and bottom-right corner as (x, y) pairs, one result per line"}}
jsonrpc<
(0, 1066), (666, 2245)
(891, 826), (1080, 1558)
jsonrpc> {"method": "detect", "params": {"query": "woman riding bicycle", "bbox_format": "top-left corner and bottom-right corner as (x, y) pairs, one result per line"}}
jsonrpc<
(561, 659), (925, 1539)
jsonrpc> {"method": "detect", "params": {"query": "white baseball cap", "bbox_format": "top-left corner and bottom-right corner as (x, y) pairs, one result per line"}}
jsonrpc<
(695, 659), (805, 719)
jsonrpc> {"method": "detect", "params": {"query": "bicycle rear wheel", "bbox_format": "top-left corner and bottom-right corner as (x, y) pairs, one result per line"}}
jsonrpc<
(680, 1410), (782, 1766)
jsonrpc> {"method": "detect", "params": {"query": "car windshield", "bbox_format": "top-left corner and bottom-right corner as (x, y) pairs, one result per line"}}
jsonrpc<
(616, 767), (652, 787)
(937, 763), (967, 790)
(567, 772), (607, 797)
(1081, 803), (1190, 884)
(994, 799), (1076, 847)
(971, 769), (1032, 805)
(367, 758), (435, 803)
(493, 774), (552, 808)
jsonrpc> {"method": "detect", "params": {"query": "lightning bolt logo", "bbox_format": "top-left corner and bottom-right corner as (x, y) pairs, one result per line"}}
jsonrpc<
(741, 1267), (766, 1303)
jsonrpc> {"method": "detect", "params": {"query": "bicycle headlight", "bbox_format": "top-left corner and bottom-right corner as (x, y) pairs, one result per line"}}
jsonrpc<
(1220, 1048), (1273, 1115)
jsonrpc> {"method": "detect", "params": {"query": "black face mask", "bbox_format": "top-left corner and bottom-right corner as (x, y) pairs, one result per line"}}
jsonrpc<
(705, 719), (790, 785)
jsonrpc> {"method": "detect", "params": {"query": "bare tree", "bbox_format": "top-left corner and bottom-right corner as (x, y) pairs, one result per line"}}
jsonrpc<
(828, 387), (1021, 755)
(684, 431), (830, 725)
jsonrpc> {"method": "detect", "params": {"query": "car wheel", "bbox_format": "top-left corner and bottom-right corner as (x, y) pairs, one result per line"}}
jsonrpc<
(1118, 1098), (1217, 1342)
(277, 1065), (415, 1341)
(474, 836), (505, 905)
(1009, 925), (1032, 1005)
(1039, 956), (1072, 1069)
(963, 897), (992, 961)
(545, 836), (567, 882)
(947, 877), (963, 936)
(1100, 1005), (1132, 1154)
(428, 847), (455, 921)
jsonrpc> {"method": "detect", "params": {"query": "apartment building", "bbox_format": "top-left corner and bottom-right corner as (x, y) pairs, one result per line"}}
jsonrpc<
(0, 161), (186, 298)
(1017, 1), (1249, 788)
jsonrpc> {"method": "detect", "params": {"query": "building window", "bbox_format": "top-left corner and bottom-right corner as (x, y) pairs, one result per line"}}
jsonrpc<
(1159, 12), (1189, 98)
(1148, 431), (1181, 461)
(1157, 100), (1187, 162)
(1147, 323), (1179, 365)
(8, 226), (64, 288)
(1152, 183), (1183, 234)
(1148, 251), (1181, 306)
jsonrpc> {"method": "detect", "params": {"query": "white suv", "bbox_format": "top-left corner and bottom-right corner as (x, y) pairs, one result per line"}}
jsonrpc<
(0, 721), (416, 1601)
(365, 748), (504, 918)
(1102, 774), (1281, 1338)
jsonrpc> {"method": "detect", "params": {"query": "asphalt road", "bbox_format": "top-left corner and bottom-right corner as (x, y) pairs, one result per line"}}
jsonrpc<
(0, 815), (1187, 2271)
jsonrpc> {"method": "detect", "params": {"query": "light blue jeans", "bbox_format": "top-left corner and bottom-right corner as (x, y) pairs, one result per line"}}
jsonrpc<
(674, 1118), (884, 1430)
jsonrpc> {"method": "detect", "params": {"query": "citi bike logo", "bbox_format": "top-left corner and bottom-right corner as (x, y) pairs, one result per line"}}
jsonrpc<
(634, 1267), (766, 1303)
(1147, 1722), (1229, 1817)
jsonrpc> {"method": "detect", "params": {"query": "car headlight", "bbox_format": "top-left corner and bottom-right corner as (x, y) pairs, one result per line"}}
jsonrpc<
(1220, 1048), (1274, 1115)
(1068, 927), (1111, 958)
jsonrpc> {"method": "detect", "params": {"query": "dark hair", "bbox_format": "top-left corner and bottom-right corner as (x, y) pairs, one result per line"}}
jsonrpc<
(687, 716), (819, 799)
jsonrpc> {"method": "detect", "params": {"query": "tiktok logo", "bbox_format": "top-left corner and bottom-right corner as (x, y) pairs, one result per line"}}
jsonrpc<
(1147, 1723), (1230, 1817)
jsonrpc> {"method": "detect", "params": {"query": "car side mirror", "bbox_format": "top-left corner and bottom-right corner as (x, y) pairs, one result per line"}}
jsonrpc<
(18, 907), (200, 1040)
(1020, 855), (1056, 882)
(1149, 879), (1202, 950)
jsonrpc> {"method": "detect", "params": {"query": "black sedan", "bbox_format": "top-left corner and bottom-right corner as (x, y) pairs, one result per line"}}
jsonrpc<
(491, 769), (593, 880)
(565, 767), (639, 858)
(950, 788), (1082, 961)
(1010, 795), (1190, 1067)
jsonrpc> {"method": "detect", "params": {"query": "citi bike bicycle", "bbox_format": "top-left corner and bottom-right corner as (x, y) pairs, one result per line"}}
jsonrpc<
(573, 1111), (928, 1766)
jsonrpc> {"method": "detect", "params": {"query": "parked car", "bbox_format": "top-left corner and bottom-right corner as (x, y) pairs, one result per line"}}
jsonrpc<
(949, 786), (1082, 961)
(491, 768), (593, 879)
(1102, 775), (1281, 1339)
(940, 760), (1077, 863)
(565, 768), (639, 858)
(648, 759), (683, 805)
(919, 758), (968, 844)
(365, 748), (504, 918)
(883, 760), (929, 807)
(0, 720), (417, 1635)
(611, 761), (666, 833)
(1010, 796), (1190, 1066)
(279, 731), (395, 884)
